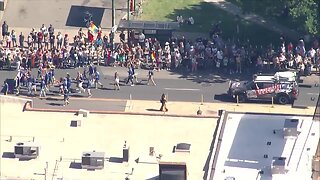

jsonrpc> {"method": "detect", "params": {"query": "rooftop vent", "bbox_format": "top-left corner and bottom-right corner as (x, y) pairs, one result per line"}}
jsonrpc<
(14, 142), (39, 160)
(174, 143), (191, 153)
(271, 157), (287, 174)
(81, 151), (105, 170)
(283, 119), (300, 138)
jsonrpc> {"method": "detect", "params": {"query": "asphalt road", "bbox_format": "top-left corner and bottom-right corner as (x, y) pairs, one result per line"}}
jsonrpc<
(1, 0), (127, 29)
(1, 66), (319, 111)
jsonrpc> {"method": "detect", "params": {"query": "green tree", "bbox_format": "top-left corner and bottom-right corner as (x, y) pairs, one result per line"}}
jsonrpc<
(230, 0), (319, 35)
(288, 0), (319, 35)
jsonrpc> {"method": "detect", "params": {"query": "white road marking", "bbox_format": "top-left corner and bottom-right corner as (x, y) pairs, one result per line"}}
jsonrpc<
(164, 88), (200, 91)
(307, 93), (319, 95)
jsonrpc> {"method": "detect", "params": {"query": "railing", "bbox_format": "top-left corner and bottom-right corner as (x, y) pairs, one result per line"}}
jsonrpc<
(313, 94), (320, 121)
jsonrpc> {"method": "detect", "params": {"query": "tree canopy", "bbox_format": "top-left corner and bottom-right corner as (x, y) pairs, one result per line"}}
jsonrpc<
(230, 0), (319, 36)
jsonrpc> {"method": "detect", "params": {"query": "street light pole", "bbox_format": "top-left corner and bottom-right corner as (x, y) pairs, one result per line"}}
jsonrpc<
(111, 0), (115, 50)
(127, 0), (130, 42)
(112, 0), (115, 27)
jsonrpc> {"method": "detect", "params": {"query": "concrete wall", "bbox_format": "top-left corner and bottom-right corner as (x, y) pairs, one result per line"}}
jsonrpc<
(0, 95), (32, 112)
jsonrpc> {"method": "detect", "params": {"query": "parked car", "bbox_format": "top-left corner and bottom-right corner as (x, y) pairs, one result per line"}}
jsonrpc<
(228, 72), (299, 105)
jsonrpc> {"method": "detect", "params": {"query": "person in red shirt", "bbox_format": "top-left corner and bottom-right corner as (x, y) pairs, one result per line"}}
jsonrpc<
(87, 30), (94, 44)
(37, 31), (43, 48)
(97, 26), (102, 38)
(287, 42), (293, 55)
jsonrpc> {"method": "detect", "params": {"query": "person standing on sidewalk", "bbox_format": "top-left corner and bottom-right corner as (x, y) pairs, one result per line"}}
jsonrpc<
(2, 80), (8, 95)
(57, 32), (63, 49)
(114, 71), (120, 90)
(19, 32), (24, 48)
(11, 30), (17, 47)
(147, 68), (156, 86)
(2, 21), (8, 39)
(160, 93), (168, 112)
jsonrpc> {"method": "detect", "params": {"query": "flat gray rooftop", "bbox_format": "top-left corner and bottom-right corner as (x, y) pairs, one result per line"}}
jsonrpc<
(213, 113), (319, 180)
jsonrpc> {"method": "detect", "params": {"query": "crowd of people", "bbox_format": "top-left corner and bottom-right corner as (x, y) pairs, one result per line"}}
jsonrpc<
(1, 20), (320, 104)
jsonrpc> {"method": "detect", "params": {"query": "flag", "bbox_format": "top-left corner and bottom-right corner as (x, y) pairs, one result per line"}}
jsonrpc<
(88, 21), (99, 34)
(151, 51), (156, 60)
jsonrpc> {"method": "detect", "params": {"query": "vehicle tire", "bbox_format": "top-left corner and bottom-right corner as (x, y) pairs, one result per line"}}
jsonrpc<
(277, 95), (289, 105)
(237, 94), (246, 103)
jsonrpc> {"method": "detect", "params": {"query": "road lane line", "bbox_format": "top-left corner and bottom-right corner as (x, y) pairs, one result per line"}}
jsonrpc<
(306, 93), (319, 95)
(164, 88), (200, 91)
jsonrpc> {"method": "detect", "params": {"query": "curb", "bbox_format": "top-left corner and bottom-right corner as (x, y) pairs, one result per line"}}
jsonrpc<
(24, 106), (219, 118)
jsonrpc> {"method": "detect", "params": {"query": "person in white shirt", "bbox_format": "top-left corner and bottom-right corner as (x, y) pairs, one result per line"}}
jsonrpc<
(189, 17), (194, 25)
(40, 24), (47, 34)
(308, 47), (316, 64)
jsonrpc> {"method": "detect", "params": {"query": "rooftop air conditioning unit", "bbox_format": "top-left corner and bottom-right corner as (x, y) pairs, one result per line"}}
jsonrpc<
(283, 119), (300, 138)
(271, 157), (287, 174)
(14, 142), (39, 159)
(174, 143), (191, 153)
(81, 151), (105, 170)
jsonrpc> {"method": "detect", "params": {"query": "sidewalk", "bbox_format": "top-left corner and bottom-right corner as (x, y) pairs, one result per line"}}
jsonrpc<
(7, 27), (121, 43)
(126, 100), (316, 117)
(23, 97), (316, 117)
(204, 0), (300, 40)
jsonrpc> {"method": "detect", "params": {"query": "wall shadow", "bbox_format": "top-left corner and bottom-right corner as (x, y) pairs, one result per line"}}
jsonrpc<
(109, 157), (123, 163)
(69, 162), (82, 169)
(66, 5), (105, 27)
(2, 152), (15, 158)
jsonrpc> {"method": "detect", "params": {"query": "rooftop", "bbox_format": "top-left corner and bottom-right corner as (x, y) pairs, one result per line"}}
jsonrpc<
(212, 113), (319, 180)
(0, 100), (217, 180)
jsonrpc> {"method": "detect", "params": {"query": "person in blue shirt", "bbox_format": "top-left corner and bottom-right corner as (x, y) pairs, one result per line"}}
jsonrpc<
(94, 70), (103, 89)
(88, 64), (94, 83)
(131, 64), (139, 83)
(44, 71), (50, 90)
(66, 73), (71, 92)
(39, 77), (46, 98)
(126, 66), (134, 86)
(63, 87), (69, 106)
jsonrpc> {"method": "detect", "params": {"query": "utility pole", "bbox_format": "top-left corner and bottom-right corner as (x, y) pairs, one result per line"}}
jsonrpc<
(111, 0), (115, 50)
(127, 0), (130, 42)
(112, 0), (115, 27)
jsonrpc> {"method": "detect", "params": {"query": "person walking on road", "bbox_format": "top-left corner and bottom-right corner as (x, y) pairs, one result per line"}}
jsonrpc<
(114, 71), (120, 90)
(126, 66), (134, 86)
(85, 78), (92, 97)
(160, 93), (168, 112)
(131, 64), (139, 84)
(147, 68), (156, 86)
(76, 71), (85, 93)
(39, 77), (46, 98)
(94, 70), (103, 89)
(63, 87), (70, 106)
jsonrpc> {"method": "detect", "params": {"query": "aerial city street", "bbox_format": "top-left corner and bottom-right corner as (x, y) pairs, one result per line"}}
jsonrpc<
(0, 0), (319, 179)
